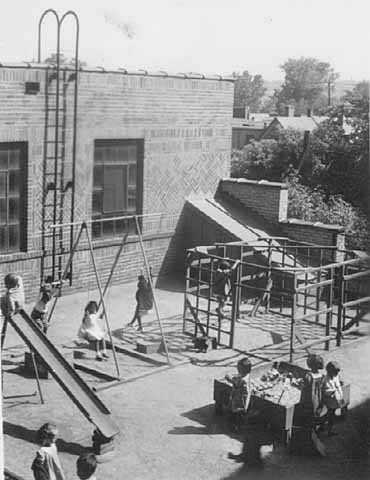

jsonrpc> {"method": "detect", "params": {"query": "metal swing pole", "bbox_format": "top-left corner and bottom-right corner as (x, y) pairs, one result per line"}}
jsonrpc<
(45, 222), (85, 327)
(84, 223), (121, 379)
(134, 216), (171, 365)
(98, 231), (129, 309)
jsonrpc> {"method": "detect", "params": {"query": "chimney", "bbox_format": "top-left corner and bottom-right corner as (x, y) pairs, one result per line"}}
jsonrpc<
(307, 108), (313, 117)
(284, 105), (294, 117)
(245, 106), (250, 120)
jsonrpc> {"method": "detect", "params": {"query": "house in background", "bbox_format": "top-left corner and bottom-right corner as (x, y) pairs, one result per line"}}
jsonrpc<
(260, 106), (328, 139)
(232, 108), (271, 149)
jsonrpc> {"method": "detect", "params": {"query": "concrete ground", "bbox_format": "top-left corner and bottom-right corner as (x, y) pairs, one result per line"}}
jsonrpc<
(2, 274), (370, 479)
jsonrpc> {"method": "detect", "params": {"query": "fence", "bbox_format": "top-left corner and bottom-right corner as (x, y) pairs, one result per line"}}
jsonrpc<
(183, 238), (370, 361)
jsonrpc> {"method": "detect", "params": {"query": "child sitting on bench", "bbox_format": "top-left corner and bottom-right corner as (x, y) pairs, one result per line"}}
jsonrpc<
(78, 301), (108, 361)
(225, 357), (253, 431)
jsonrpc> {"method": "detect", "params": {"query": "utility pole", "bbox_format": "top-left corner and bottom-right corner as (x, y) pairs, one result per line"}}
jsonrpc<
(327, 77), (332, 106)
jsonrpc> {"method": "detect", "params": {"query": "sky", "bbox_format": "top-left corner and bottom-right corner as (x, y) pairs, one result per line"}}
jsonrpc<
(0, 0), (369, 80)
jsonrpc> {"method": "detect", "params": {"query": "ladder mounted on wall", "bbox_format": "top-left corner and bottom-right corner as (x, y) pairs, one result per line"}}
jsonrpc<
(38, 9), (79, 284)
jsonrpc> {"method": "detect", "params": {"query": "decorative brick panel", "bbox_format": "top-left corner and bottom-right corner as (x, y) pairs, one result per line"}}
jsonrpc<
(0, 67), (234, 297)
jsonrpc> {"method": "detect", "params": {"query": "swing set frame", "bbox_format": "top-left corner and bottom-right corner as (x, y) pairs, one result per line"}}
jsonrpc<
(44, 213), (171, 380)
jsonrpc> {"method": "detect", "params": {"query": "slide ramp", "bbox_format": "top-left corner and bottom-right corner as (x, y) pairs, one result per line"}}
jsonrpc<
(8, 309), (119, 439)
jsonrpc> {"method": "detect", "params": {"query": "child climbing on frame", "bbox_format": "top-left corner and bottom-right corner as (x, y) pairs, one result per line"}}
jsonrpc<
(78, 301), (109, 361)
(31, 276), (60, 334)
(127, 274), (154, 332)
(225, 356), (253, 431)
(31, 422), (65, 480)
(213, 259), (240, 317)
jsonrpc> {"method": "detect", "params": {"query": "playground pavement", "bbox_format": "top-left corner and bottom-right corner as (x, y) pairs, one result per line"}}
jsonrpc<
(2, 274), (370, 480)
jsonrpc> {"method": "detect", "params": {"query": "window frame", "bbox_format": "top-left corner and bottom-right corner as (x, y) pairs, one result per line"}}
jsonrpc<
(92, 139), (144, 240)
(0, 142), (27, 254)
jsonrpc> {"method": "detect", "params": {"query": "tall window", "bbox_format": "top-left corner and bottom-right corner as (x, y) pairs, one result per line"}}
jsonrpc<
(0, 143), (27, 253)
(92, 139), (143, 239)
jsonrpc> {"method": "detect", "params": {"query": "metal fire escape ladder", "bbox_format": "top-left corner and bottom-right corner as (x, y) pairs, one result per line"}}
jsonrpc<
(38, 9), (79, 284)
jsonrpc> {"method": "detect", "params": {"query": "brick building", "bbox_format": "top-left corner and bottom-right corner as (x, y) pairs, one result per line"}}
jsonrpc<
(0, 64), (234, 298)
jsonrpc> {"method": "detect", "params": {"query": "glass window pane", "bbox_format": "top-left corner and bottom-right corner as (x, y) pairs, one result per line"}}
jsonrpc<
(102, 220), (114, 237)
(119, 145), (128, 163)
(128, 164), (136, 185)
(93, 166), (103, 188)
(95, 147), (103, 165)
(0, 198), (6, 224)
(127, 145), (137, 161)
(0, 151), (8, 170)
(92, 192), (103, 215)
(103, 165), (127, 213)
(92, 221), (102, 239)
(9, 198), (19, 222)
(115, 219), (125, 235)
(8, 224), (19, 250)
(9, 149), (20, 169)
(0, 226), (6, 251)
(0, 173), (6, 197)
(9, 171), (19, 195)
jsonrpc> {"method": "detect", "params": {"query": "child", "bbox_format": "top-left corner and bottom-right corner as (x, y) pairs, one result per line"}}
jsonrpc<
(31, 279), (58, 334)
(225, 357), (253, 431)
(213, 260), (240, 317)
(78, 301), (108, 361)
(321, 361), (345, 436)
(301, 354), (324, 429)
(127, 275), (153, 332)
(1, 273), (25, 347)
(31, 423), (65, 480)
(76, 452), (97, 480)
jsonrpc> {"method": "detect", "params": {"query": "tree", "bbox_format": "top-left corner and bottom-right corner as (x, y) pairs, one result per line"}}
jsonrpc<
(231, 129), (304, 181)
(276, 57), (338, 114)
(309, 81), (369, 210)
(233, 71), (267, 113)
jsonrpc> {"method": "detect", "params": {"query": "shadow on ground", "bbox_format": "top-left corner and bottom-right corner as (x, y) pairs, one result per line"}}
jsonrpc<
(3, 422), (87, 456)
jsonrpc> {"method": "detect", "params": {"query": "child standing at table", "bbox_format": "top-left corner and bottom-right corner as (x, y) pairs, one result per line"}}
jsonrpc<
(31, 423), (65, 480)
(321, 361), (345, 436)
(78, 301), (108, 361)
(225, 357), (253, 431)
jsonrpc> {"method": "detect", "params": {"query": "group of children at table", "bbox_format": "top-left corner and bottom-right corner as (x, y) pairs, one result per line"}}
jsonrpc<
(225, 354), (346, 436)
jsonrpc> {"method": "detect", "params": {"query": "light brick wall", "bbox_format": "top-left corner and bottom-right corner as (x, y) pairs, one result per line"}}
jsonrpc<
(280, 219), (345, 262)
(219, 178), (288, 224)
(0, 67), (234, 299)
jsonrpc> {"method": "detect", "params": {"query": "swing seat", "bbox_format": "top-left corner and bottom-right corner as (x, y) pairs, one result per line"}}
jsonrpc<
(193, 335), (217, 353)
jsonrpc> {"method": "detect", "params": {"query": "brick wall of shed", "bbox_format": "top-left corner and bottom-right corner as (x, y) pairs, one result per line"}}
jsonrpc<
(219, 178), (288, 225)
(280, 219), (345, 263)
(0, 68), (234, 299)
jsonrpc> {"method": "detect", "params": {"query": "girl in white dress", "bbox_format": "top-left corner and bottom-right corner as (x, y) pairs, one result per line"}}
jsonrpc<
(78, 301), (108, 361)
